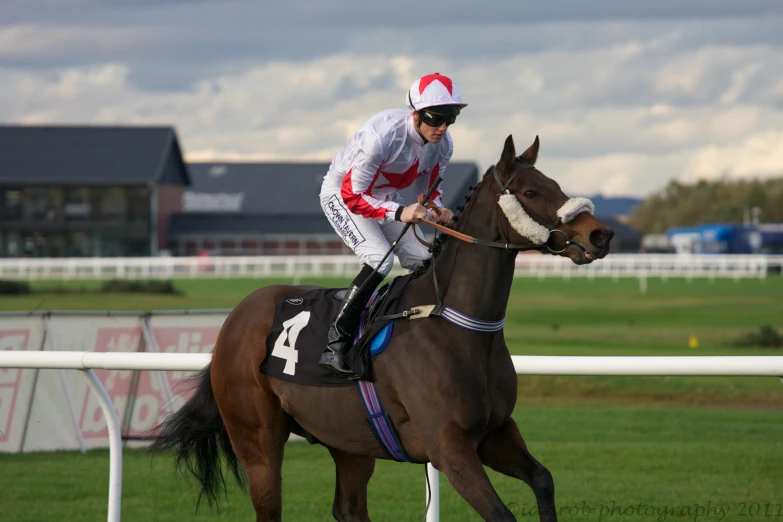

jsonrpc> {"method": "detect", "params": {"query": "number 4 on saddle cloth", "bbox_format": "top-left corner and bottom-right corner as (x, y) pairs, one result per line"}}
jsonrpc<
(260, 275), (414, 386)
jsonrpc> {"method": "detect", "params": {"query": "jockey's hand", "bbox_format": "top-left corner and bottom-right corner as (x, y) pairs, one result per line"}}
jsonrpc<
(435, 207), (454, 225)
(400, 203), (428, 224)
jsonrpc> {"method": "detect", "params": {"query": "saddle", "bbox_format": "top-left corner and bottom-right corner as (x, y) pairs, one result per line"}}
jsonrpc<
(260, 275), (413, 386)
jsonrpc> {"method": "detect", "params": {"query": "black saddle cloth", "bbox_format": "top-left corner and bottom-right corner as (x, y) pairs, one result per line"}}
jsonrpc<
(260, 275), (413, 386)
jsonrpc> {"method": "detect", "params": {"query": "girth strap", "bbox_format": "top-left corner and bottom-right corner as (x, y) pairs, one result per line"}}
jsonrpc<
(374, 304), (504, 333)
(357, 379), (411, 462)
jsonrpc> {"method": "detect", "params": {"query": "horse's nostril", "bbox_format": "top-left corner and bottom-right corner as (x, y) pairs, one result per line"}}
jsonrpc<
(590, 228), (614, 248)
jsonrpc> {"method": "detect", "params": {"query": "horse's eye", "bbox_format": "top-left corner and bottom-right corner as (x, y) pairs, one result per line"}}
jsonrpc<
(523, 190), (538, 198)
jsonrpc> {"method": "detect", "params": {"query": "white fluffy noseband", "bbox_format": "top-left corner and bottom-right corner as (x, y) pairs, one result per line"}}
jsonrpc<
(557, 197), (595, 223)
(498, 195), (594, 244)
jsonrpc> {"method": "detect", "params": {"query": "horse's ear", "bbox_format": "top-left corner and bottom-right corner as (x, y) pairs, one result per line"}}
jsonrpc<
(499, 134), (516, 171)
(519, 136), (540, 165)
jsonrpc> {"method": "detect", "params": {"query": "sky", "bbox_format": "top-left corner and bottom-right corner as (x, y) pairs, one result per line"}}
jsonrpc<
(2, 0), (782, 198)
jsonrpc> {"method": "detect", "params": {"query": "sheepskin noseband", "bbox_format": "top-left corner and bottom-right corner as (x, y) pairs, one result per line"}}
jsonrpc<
(497, 195), (594, 245)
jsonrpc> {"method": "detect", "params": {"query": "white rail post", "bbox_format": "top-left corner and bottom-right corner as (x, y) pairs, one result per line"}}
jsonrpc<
(81, 368), (123, 522)
(426, 463), (440, 522)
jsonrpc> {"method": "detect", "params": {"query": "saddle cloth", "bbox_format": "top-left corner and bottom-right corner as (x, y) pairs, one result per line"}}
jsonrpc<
(260, 275), (412, 386)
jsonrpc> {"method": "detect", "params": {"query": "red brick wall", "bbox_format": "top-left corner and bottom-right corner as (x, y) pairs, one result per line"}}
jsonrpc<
(157, 186), (184, 251)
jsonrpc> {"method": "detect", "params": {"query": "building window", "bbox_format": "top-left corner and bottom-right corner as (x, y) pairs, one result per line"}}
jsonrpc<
(22, 187), (48, 220)
(241, 239), (258, 254)
(220, 239), (236, 254)
(44, 188), (64, 221)
(99, 187), (128, 222)
(2, 189), (22, 220)
(305, 240), (322, 254)
(64, 188), (91, 221)
(327, 240), (347, 254)
(284, 240), (302, 255)
(127, 187), (150, 222)
(66, 232), (90, 256)
(185, 240), (198, 256)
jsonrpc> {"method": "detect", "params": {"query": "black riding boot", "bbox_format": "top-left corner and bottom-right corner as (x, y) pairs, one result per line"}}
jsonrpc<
(318, 265), (384, 379)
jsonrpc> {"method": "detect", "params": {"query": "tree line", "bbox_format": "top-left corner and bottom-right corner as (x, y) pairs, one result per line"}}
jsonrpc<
(628, 177), (783, 234)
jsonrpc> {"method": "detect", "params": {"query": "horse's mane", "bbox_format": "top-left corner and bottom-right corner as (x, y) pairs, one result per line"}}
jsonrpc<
(412, 166), (494, 277)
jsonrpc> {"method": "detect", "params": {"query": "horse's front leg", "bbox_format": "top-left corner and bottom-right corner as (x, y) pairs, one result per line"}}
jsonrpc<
(430, 422), (517, 521)
(478, 418), (557, 522)
(328, 446), (375, 522)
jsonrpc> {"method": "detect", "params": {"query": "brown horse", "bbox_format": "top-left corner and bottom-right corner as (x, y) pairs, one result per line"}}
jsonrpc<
(150, 135), (614, 521)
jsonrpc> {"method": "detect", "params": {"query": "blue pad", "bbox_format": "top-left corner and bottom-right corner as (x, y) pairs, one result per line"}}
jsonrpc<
(369, 322), (394, 357)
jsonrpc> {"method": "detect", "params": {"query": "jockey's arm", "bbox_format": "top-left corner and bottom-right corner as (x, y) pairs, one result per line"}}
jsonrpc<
(412, 136), (454, 225)
(340, 130), (400, 222)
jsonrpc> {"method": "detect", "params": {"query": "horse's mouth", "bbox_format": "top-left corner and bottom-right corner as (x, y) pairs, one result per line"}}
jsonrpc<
(563, 242), (603, 265)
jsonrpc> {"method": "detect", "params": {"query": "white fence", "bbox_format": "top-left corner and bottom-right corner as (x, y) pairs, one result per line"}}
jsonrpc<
(1, 254), (782, 281)
(1, 350), (782, 522)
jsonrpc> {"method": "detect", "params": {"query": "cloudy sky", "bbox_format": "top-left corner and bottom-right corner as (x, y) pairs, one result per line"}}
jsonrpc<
(2, 1), (782, 197)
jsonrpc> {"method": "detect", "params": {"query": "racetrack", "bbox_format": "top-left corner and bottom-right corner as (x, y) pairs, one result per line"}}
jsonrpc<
(1, 276), (781, 521)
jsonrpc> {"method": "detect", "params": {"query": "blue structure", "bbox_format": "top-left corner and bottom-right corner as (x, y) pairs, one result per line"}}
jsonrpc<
(666, 223), (783, 254)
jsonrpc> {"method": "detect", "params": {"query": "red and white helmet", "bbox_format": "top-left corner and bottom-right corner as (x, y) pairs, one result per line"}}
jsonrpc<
(406, 72), (467, 111)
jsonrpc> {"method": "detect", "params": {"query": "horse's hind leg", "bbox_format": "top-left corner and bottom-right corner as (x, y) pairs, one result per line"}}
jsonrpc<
(478, 418), (557, 522)
(328, 447), (375, 522)
(220, 382), (290, 522)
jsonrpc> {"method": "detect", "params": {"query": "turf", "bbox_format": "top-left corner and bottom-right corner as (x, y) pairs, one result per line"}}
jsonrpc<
(2, 276), (782, 520)
(3, 276), (782, 406)
(0, 403), (780, 521)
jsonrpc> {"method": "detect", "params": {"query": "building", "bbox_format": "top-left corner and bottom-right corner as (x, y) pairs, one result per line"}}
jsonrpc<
(597, 217), (644, 253)
(0, 125), (190, 258)
(165, 161), (481, 256)
(666, 223), (783, 254)
(2, 123), (644, 257)
(0, 125), (480, 258)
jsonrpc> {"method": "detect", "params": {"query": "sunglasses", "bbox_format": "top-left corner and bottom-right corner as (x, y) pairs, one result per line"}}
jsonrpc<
(418, 109), (458, 127)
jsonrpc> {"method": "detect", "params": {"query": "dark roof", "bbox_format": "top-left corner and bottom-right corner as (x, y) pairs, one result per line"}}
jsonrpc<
(168, 213), (337, 237)
(184, 161), (480, 215)
(0, 125), (191, 186)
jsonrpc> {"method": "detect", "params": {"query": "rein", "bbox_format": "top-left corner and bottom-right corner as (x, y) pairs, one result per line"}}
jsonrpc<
(412, 163), (571, 254)
(413, 216), (557, 253)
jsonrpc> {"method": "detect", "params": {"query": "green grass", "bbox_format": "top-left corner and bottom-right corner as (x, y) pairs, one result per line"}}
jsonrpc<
(2, 277), (782, 519)
(3, 276), (782, 407)
(1, 404), (780, 521)
(0, 278), (290, 311)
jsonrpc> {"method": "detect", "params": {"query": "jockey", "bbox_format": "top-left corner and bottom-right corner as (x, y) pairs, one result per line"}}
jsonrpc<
(318, 72), (468, 378)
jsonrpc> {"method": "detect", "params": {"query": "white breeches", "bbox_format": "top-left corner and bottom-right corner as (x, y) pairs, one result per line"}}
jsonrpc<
(320, 193), (431, 277)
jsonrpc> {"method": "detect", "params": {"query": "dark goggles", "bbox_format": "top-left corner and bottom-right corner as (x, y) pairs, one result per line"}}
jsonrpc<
(417, 107), (460, 127)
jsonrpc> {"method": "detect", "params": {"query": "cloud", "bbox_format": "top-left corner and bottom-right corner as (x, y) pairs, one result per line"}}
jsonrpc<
(680, 131), (783, 182)
(541, 152), (687, 197)
(0, 25), (160, 60)
(3, 0), (782, 26)
(1, 5), (782, 198)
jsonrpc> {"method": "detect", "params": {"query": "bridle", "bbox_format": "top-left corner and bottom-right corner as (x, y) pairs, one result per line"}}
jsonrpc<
(414, 162), (577, 254)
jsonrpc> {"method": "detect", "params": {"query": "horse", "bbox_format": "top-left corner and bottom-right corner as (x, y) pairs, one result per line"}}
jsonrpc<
(150, 134), (614, 521)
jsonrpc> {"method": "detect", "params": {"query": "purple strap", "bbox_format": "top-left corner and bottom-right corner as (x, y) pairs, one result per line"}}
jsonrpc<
(357, 379), (410, 462)
(354, 286), (409, 461)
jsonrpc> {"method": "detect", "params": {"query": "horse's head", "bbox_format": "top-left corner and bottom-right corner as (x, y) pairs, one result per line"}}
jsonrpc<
(490, 135), (614, 264)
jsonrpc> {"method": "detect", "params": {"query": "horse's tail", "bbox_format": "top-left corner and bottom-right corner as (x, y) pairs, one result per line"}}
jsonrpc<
(148, 365), (244, 508)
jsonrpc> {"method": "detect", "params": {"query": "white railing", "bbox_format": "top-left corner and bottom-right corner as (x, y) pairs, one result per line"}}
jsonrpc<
(0, 254), (782, 281)
(1, 351), (782, 522)
(515, 253), (782, 280)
